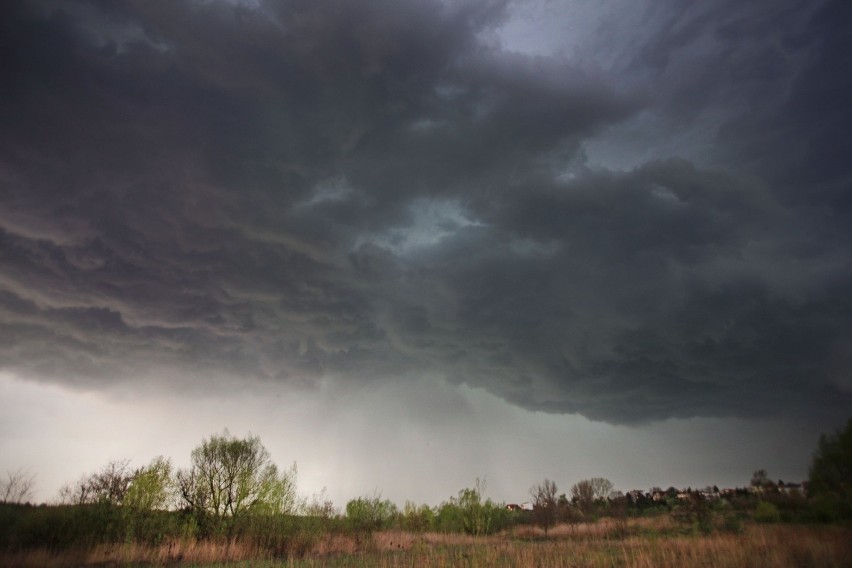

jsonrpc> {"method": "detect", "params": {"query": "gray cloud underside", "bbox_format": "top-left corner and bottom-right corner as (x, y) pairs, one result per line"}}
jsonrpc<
(1, 0), (851, 423)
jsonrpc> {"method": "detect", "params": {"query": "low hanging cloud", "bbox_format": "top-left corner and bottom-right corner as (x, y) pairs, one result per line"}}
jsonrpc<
(1, 0), (850, 424)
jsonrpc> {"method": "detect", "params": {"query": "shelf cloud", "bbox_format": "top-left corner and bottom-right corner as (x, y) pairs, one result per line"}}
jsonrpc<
(1, 0), (851, 430)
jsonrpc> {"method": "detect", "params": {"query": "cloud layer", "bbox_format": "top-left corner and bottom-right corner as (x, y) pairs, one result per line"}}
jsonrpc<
(1, 0), (851, 424)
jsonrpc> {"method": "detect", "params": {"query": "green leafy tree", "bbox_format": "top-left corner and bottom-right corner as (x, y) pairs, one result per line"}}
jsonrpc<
(809, 418), (852, 518)
(121, 457), (177, 543)
(124, 456), (175, 512)
(176, 431), (298, 521)
(457, 478), (494, 536)
(435, 500), (465, 533)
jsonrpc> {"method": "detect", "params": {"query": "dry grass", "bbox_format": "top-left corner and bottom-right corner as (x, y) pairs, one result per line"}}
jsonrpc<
(2, 522), (850, 567)
(0, 539), (261, 567)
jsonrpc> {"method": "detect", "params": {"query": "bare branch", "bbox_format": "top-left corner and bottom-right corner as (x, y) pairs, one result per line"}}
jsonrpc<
(1, 468), (37, 504)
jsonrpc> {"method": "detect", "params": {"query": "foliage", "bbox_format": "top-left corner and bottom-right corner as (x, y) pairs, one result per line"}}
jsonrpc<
(0, 502), (125, 550)
(400, 501), (435, 532)
(176, 431), (298, 525)
(434, 500), (465, 533)
(345, 494), (398, 532)
(754, 501), (781, 523)
(455, 478), (504, 536)
(431, 480), (513, 536)
(808, 418), (852, 518)
(124, 456), (175, 513)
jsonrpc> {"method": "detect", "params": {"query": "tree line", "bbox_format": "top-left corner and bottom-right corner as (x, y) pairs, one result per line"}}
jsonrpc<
(1, 418), (850, 554)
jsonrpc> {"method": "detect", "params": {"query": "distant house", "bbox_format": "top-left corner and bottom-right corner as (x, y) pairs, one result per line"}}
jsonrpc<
(777, 481), (807, 497)
(626, 489), (647, 503)
(505, 503), (521, 511)
(651, 490), (667, 502)
(698, 488), (720, 501)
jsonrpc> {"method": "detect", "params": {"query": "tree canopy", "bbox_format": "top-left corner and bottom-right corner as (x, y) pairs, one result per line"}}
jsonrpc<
(176, 431), (298, 519)
(809, 418), (852, 515)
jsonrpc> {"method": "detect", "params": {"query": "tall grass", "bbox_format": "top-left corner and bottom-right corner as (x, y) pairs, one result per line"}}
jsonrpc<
(2, 521), (850, 567)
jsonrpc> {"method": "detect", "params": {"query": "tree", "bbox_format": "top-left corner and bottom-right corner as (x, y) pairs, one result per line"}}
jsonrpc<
(751, 469), (770, 489)
(571, 477), (614, 513)
(809, 418), (852, 516)
(59, 459), (133, 505)
(124, 456), (175, 512)
(176, 431), (298, 520)
(530, 478), (558, 535)
(1, 468), (36, 504)
(589, 477), (614, 501)
(571, 479), (595, 510)
(90, 459), (134, 505)
(456, 478), (500, 536)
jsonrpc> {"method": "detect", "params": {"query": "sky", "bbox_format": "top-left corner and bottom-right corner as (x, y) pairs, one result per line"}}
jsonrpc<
(1, 0), (851, 508)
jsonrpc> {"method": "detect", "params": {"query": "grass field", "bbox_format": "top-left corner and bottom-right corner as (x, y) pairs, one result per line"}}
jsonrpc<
(2, 518), (851, 567)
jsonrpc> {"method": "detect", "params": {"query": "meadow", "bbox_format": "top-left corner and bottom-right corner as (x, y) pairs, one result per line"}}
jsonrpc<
(2, 518), (850, 567)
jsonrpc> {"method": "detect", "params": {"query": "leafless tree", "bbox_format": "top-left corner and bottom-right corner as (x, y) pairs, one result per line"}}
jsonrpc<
(1, 468), (36, 504)
(751, 469), (770, 488)
(571, 477), (614, 511)
(570, 479), (595, 510)
(589, 477), (614, 501)
(530, 478), (558, 535)
(58, 459), (133, 505)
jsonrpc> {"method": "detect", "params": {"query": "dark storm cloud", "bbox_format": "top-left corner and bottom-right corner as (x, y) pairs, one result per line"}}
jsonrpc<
(1, 0), (850, 423)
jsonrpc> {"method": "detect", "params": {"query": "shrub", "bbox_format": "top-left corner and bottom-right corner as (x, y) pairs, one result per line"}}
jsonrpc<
(754, 501), (781, 523)
(345, 495), (398, 532)
(400, 502), (434, 532)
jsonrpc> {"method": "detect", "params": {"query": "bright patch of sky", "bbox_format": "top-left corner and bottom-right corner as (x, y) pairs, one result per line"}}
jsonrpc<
(357, 198), (483, 255)
(297, 176), (355, 209)
(496, 0), (604, 58)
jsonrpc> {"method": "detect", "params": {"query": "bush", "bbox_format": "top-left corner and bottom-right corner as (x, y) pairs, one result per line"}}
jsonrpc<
(345, 495), (398, 533)
(754, 501), (781, 523)
(721, 512), (744, 533)
(437, 480), (514, 536)
(400, 502), (434, 532)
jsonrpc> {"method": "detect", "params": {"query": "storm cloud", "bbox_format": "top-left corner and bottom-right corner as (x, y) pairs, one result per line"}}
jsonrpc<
(1, 0), (851, 426)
